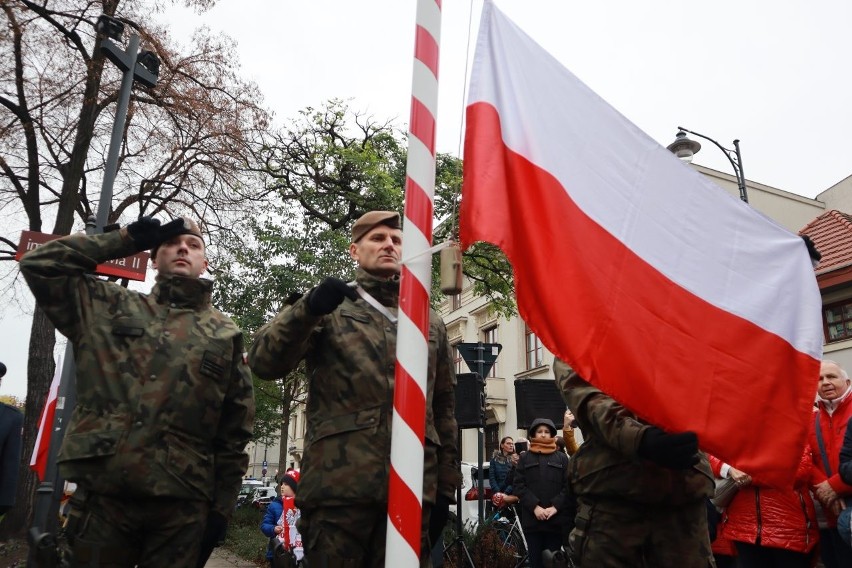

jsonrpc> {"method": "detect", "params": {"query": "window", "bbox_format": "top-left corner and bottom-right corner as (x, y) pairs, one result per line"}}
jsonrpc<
(484, 424), (499, 457)
(452, 343), (464, 374)
(525, 324), (543, 370)
(482, 325), (498, 377)
(824, 300), (852, 342)
(451, 293), (462, 311)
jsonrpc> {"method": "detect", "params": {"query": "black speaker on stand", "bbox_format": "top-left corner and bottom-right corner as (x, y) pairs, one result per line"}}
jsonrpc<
(515, 378), (566, 430)
(443, 373), (484, 568)
(455, 372), (486, 428)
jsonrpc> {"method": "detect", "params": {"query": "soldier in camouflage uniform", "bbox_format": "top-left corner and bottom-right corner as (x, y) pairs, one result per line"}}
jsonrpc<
(20, 217), (255, 567)
(553, 358), (715, 568)
(249, 211), (461, 567)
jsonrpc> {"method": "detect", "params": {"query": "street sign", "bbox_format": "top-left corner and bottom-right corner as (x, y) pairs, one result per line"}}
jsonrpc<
(457, 342), (502, 377)
(15, 230), (149, 281)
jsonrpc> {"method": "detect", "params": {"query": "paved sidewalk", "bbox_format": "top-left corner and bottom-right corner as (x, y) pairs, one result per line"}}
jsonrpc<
(204, 547), (260, 567)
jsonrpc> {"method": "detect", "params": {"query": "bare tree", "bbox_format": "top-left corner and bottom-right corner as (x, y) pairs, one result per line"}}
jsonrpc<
(0, 0), (269, 538)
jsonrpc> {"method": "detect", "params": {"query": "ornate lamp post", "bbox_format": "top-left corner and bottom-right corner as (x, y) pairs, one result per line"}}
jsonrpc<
(667, 127), (748, 203)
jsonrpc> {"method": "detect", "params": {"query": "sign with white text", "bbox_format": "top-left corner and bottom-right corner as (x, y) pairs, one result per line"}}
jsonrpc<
(16, 230), (149, 281)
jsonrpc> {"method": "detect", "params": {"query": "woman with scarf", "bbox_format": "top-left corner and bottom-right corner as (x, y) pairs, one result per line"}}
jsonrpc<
(490, 436), (515, 495)
(513, 418), (571, 568)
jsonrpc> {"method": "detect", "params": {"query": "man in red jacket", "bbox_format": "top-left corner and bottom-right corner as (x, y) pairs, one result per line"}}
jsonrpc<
(810, 360), (852, 568)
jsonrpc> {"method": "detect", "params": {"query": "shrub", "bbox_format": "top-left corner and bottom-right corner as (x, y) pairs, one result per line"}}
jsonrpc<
(223, 506), (268, 565)
(442, 516), (525, 568)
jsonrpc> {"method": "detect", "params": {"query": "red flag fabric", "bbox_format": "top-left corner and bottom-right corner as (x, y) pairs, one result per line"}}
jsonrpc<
(30, 357), (61, 481)
(460, 1), (823, 487)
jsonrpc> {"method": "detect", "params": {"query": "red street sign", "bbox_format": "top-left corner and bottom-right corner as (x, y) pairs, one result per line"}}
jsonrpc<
(15, 230), (149, 282)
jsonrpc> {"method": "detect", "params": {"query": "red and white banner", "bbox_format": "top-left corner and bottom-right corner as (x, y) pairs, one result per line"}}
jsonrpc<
(461, 1), (822, 487)
(30, 356), (62, 480)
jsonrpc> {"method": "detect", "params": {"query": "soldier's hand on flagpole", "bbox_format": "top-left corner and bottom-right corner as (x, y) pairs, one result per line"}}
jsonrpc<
(307, 277), (358, 315)
(801, 235), (822, 266)
(637, 427), (699, 469)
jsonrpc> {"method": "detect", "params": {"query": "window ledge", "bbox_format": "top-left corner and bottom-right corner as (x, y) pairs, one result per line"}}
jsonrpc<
(824, 338), (852, 353)
(514, 365), (550, 380)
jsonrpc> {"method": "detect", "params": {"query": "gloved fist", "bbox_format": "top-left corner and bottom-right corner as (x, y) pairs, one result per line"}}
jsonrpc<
(801, 235), (821, 263)
(307, 277), (358, 315)
(126, 216), (186, 251)
(637, 427), (699, 469)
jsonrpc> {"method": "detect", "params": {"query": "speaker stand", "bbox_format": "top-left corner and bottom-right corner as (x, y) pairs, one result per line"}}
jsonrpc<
(444, 428), (475, 568)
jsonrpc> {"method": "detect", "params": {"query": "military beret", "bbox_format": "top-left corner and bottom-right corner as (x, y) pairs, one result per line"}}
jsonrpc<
(151, 216), (204, 257)
(351, 211), (401, 243)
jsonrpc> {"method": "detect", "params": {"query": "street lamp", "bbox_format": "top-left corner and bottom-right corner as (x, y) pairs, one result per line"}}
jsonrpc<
(667, 127), (749, 203)
(95, 14), (160, 230)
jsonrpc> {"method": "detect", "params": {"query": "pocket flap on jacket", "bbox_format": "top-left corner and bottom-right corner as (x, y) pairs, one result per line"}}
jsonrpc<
(111, 318), (145, 337)
(311, 406), (381, 442)
(60, 429), (122, 460)
(340, 309), (371, 324)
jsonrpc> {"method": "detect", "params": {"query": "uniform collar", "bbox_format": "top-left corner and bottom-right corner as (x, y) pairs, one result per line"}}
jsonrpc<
(152, 275), (213, 309)
(355, 268), (399, 308)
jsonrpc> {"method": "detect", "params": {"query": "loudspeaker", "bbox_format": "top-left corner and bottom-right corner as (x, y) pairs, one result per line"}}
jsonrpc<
(514, 379), (565, 431)
(455, 372), (485, 429)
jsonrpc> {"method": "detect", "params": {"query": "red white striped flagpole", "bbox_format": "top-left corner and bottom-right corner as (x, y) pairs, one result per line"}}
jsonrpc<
(386, 0), (442, 565)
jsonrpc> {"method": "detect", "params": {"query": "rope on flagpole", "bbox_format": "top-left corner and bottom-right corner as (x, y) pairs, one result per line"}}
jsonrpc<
(386, 0), (442, 565)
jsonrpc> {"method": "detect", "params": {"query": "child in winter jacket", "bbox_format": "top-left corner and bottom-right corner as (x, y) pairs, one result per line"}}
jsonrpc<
(260, 470), (304, 566)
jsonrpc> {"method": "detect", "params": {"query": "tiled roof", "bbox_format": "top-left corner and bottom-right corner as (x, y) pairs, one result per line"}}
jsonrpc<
(799, 210), (852, 274)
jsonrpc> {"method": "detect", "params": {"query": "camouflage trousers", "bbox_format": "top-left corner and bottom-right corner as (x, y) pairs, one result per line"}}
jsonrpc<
(569, 497), (715, 568)
(63, 489), (209, 567)
(299, 504), (434, 568)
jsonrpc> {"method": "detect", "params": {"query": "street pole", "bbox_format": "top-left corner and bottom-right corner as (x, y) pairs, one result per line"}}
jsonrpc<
(27, 18), (159, 565)
(96, 34), (140, 229)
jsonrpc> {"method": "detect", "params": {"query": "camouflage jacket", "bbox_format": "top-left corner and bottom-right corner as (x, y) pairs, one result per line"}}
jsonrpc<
(249, 268), (461, 508)
(20, 230), (254, 517)
(553, 359), (713, 506)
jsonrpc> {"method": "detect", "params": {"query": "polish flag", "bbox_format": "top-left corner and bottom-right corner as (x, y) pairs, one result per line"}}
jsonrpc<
(460, 1), (822, 487)
(30, 356), (62, 480)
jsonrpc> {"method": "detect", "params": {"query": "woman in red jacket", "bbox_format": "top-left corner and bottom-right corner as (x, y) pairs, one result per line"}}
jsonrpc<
(717, 447), (820, 568)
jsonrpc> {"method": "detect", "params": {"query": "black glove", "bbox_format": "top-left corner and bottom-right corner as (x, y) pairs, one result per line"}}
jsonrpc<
(637, 427), (699, 469)
(196, 511), (228, 568)
(801, 235), (822, 263)
(307, 277), (358, 315)
(126, 216), (186, 251)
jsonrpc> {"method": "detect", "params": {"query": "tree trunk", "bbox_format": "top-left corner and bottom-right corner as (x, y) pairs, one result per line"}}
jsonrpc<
(0, 306), (56, 540)
(277, 384), (295, 475)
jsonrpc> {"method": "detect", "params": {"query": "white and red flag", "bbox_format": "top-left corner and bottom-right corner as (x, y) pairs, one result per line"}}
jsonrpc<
(30, 356), (62, 480)
(460, 1), (822, 487)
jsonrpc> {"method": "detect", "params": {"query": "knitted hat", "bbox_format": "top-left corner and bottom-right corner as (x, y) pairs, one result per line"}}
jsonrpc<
(281, 470), (300, 492)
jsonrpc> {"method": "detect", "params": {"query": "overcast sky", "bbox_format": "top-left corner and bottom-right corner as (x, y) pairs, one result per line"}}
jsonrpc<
(3, 0), (850, 399)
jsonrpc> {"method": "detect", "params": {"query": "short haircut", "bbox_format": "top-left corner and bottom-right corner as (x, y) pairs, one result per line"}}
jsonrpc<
(823, 359), (850, 380)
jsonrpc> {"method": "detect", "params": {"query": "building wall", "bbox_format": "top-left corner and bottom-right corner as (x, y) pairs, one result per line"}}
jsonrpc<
(817, 174), (852, 215)
(693, 166), (825, 232)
